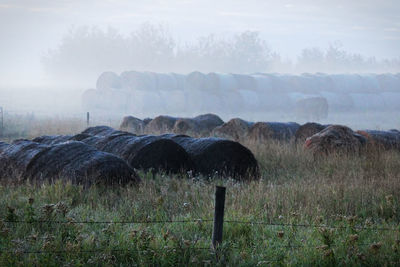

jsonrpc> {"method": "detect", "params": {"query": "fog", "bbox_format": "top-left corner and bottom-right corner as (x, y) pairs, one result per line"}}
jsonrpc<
(0, 0), (399, 130)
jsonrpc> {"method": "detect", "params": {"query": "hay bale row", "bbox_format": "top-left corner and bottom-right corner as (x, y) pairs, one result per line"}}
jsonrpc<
(357, 130), (400, 150)
(304, 125), (367, 154)
(120, 114), (224, 137)
(295, 122), (329, 144)
(162, 134), (259, 180)
(212, 118), (254, 142)
(247, 122), (300, 143)
(0, 140), (139, 185)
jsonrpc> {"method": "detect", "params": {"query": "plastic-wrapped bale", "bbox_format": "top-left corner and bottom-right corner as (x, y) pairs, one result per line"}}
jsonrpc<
(305, 125), (366, 154)
(294, 97), (328, 121)
(212, 118), (254, 142)
(145, 115), (179, 134)
(96, 71), (122, 91)
(32, 135), (72, 145)
(247, 122), (300, 143)
(356, 130), (400, 151)
(120, 116), (146, 134)
(173, 114), (224, 137)
(85, 133), (194, 174)
(295, 122), (328, 144)
(162, 134), (259, 180)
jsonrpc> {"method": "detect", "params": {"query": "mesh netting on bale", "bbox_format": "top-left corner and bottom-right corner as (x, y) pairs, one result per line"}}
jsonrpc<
(0, 141), (10, 153)
(82, 126), (121, 136)
(145, 115), (179, 135)
(305, 125), (367, 155)
(295, 122), (328, 144)
(172, 114), (224, 137)
(85, 133), (194, 174)
(247, 122), (300, 143)
(162, 134), (259, 180)
(356, 130), (400, 151)
(0, 140), (139, 185)
(212, 118), (254, 142)
(120, 116), (146, 134)
(32, 135), (72, 145)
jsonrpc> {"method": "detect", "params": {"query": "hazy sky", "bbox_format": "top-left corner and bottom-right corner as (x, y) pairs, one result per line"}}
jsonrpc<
(1, 0), (399, 86)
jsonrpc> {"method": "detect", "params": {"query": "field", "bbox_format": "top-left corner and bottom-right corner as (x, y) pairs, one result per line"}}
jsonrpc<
(0, 117), (400, 266)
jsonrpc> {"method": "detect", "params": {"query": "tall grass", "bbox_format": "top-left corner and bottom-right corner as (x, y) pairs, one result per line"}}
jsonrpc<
(0, 118), (399, 265)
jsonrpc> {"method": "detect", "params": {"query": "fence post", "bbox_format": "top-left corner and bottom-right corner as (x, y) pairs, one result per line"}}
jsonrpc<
(212, 186), (226, 249)
(86, 112), (90, 127)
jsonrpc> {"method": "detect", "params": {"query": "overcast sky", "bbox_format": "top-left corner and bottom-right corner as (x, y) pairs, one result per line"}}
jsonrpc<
(1, 0), (399, 86)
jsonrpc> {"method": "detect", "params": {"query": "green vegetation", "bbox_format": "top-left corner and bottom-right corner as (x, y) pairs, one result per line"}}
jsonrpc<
(0, 119), (400, 266)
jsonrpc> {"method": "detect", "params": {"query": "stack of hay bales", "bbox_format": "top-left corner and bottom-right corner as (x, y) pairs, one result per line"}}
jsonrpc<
(212, 118), (254, 142)
(295, 122), (328, 144)
(356, 130), (400, 151)
(144, 115), (179, 135)
(305, 125), (366, 154)
(162, 134), (259, 180)
(0, 139), (139, 185)
(247, 122), (300, 143)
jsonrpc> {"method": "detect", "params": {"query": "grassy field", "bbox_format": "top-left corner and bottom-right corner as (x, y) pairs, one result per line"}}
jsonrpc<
(0, 118), (399, 266)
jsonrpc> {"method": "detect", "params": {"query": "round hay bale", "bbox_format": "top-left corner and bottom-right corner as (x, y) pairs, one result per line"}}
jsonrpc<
(295, 123), (328, 144)
(120, 71), (157, 91)
(25, 141), (139, 186)
(0, 141), (10, 153)
(305, 125), (366, 154)
(295, 97), (328, 121)
(162, 134), (259, 180)
(247, 122), (300, 143)
(91, 133), (194, 174)
(96, 71), (122, 91)
(143, 118), (152, 125)
(172, 118), (200, 136)
(0, 140), (49, 180)
(212, 118), (254, 142)
(32, 135), (72, 145)
(120, 116), (145, 134)
(193, 114), (224, 134)
(356, 130), (400, 151)
(145, 115), (179, 135)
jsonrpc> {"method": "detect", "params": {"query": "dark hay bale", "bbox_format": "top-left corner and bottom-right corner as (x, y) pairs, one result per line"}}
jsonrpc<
(162, 134), (259, 180)
(120, 116), (145, 134)
(82, 126), (120, 136)
(193, 114), (224, 133)
(295, 97), (329, 120)
(295, 122), (329, 144)
(0, 140), (50, 180)
(172, 113), (224, 137)
(25, 141), (139, 186)
(212, 118), (254, 142)
(32, 135), (72, 145)
(88, 133), (194, 174)
(0, 139), (139, 185)
(145, 115), (179, 134)
(356, 130), (400, 151)
(247, 122), (300, 143)
(305, 125), (366, 154)
(0, 141), (10, 153)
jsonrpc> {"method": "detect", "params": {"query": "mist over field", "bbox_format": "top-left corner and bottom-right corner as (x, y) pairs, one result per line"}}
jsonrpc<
(0, 0), (399, 129)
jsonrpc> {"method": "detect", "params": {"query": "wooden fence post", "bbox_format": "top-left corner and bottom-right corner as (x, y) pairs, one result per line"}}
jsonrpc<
(86, 112), (90, 127)
(212, 186), (226, 249)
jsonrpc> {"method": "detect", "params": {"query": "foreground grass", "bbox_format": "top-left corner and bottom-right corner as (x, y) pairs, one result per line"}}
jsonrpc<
(1, 118), (400, 265)
(0, 140), (400, 266)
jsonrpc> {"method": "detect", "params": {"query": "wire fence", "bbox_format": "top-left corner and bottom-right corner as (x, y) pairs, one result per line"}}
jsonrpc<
(1, 186), (399, 260)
